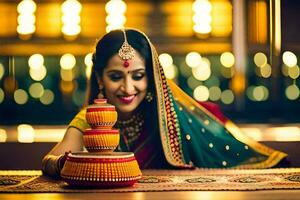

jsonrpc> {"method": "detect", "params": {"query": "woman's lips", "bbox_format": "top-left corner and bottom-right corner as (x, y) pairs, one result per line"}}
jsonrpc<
(118, 95), (135, 104)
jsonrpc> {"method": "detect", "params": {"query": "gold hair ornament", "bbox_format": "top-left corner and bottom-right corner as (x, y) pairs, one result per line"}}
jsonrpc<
(118, 29), (135, 67)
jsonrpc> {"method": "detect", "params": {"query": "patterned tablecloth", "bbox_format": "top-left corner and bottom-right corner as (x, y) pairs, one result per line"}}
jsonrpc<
(0, 168), (300, 193)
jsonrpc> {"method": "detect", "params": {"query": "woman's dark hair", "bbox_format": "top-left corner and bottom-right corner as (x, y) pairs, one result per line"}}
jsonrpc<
(85, 29), (154, 105)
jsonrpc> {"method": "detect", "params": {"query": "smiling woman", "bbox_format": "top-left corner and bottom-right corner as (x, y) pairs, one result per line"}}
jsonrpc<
(42, 28), (288, 177)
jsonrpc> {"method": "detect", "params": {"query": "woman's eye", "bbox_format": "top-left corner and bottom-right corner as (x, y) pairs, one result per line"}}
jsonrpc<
(132, 73), (145, 81)
(108, 74), (122, 81)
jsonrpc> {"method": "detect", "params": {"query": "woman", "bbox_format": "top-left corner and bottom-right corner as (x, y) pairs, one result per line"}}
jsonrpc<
(42, 28), (288, 177)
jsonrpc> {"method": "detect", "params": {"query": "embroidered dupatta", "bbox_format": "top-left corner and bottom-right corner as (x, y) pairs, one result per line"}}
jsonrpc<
(145, 34), (287, 168)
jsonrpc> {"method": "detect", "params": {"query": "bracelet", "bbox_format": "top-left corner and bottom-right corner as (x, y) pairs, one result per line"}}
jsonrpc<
(42, 155), (63, 178)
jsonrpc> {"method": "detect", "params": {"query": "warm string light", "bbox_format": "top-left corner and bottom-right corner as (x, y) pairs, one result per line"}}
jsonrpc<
(17, 0), (36, 39)
(105, 0), (127, 32)
(192, 0), (212, 35)
(61, 0), (82, 38)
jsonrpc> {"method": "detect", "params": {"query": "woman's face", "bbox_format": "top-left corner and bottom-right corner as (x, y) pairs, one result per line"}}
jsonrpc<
(101, 50), (148, 116)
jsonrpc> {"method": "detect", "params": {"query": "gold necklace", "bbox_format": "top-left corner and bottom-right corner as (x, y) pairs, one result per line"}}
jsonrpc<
(115, 112), (144, 146)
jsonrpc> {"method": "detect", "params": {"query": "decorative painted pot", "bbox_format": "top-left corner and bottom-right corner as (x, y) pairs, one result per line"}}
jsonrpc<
(61, 152), (142, 187)
(85, 99), (118, 129)
(83, 128), (120, 152)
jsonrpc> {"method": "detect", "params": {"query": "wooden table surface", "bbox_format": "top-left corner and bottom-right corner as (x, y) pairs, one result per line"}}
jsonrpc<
(1, 169), (300, 200)
(1, 190), (300, 200)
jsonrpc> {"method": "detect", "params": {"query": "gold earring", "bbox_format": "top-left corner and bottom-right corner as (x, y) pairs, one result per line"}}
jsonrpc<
(97, 85), (104, 99)
(145, 92), (153, 102)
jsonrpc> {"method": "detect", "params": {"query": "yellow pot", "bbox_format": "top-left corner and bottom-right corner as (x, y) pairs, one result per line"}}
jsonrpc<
(85, 99), (118, 129)
(83, 128), (120, 152)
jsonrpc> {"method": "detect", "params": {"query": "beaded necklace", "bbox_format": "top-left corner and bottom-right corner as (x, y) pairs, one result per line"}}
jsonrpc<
(115, 112), (144, 149)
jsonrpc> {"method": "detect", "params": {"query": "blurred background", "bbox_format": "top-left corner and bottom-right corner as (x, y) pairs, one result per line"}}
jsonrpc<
(0, 0), (300, 169)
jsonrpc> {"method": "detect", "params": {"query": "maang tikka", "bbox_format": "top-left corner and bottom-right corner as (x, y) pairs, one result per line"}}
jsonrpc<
(118, 29), (135, 68)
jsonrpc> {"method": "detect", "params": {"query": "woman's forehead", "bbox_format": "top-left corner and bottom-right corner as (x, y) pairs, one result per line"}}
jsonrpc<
(105, 50), (145, 71)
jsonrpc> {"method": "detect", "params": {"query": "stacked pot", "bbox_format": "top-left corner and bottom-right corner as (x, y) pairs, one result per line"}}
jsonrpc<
(84, 98), (119, 152)
(60, 99), (142, 187)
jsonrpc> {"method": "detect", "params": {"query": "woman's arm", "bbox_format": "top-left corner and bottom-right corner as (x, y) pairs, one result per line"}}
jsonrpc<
(42, 127), (84, 177)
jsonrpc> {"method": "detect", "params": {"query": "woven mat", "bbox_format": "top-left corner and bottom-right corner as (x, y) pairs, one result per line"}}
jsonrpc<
(1, 168), (300, 193)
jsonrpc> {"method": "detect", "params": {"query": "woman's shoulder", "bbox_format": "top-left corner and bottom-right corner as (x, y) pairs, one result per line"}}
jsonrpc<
(68, 108), (89, 132)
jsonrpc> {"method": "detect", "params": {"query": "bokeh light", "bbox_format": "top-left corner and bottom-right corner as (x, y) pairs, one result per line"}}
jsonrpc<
(17, 0), (36, 36)
(192, 61), (211, 81)
(193, 85), (209, 102)
(0, 129), (7, 142)
(0, 88), (4, 104)
(29, 82), (44, 98)
(254, 52), (267, 67)
(285, 85), (300, 100)
(192, 0), (212, 34)
(105, 0), (127, 32)
(288, 65), (300, 79)
(159, 53), (173, 68)
(193, 24), (212, 34)
(163, 64), (178, 80)
(192, 0), (212, 13)
(14, 89), (28, 105)
(106, 15), (126, 25)
(17, 124), (35, 143)
(17, 0), (36, 13)
(60, 53), (76, 70)
(260, 63), (272, 78)
(61, 0), (82, 36)
(246, 86), (255, 101)
(40, 89), (55, 105)
(28, 54), (44, 69)
(29, 65), (47, 81)
(282, 51), (297, 67)
(209, 86), (222, 101)
(221, 89), (234, 104)
(0, 63), (5, 80)
(17, 14), (35, 25)
(105, 0), (127, 14)
(252, 86), (269, 101)
(185, 52), (201, 68)
(220, 52), (235, 68)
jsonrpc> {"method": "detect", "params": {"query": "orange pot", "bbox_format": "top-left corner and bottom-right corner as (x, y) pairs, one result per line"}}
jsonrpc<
(83, 128), (120, 152)
(85, 99), (118, 129)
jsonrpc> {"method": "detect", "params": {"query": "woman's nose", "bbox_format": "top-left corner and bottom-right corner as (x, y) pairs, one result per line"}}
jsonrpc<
(121, 78), (135, 94)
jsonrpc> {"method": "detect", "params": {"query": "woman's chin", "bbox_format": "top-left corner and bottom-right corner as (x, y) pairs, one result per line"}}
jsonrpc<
(115, 102), (139, 114)
(117, 106), (137, 115)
